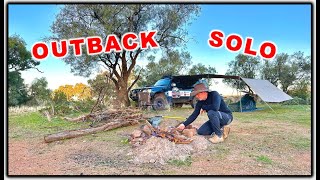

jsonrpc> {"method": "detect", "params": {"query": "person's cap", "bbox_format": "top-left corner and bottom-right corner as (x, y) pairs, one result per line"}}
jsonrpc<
(190, 83), (209, 96)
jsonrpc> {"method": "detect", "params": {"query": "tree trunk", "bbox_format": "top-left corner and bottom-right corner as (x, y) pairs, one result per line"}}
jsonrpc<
(117, 88), (130, 107)
(114, 78), (131, 107)
(107, 50), (141, 108)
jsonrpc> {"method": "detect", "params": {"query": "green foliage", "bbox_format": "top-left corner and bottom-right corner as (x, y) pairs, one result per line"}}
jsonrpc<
(50, 4), (200, 106)
(168, 156), (192, 166)
(52, 91), (68, 104)
(137, 50), (192, 87)
(276, 53), (298, 93)
(256, 155), (273, 164)
(223, 54), (260, 90)
(287, 80), (311, 101)
(8, 34), (40, 72)
(41, 91), (96, 115)
(281, 97), (310, 105)
(291, 51), (311, 80)
(8, 35), (41, 107)
(136, 54), (219, 87)
(260, 51), (311, 93)
(40, 103), (71, 116)
(70, 99), (97, 113)
(188, 63), (217, 75)
(8, 71), (29, 106)
(223, 51), (311, 98)
(28, 77), (52, 106)
(188, 63), (217, 86)
(260, 59), (279, 86)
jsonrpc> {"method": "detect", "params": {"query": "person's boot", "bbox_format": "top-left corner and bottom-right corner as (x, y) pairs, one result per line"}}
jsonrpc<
(223, 125), (231, 139)
(208, 134), (224, 144)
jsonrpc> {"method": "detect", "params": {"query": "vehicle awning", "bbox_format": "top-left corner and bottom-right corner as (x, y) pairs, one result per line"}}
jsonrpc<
(171, 74), (240, 88)
(241, 78), (293, 102)
(170, 74), (293, 103)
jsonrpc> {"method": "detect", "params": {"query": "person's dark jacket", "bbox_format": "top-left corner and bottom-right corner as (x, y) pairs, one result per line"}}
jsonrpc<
(183, 91), (232, 126)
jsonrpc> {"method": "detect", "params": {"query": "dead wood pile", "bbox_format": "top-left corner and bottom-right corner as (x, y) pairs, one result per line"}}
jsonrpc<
(63, 108), (144, 123)
(44, 108), (147, 143)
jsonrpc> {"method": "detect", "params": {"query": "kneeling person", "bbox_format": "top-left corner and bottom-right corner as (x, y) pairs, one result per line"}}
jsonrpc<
(177, 83), (233, 143)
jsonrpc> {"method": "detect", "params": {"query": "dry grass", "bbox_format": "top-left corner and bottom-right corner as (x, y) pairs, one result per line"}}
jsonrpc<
(8, 105), (45, 115)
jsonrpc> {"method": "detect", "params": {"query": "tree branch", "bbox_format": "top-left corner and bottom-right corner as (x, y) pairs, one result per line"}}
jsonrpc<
(127, 68), (142, 93)
(34, 67), (44, 73)
(128, 48), (142, 73)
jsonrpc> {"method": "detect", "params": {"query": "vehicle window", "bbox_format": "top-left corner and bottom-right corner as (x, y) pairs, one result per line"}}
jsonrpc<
(154, 78), (170, 86)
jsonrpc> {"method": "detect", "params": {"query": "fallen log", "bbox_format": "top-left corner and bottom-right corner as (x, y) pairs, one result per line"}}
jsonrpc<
(44, 119), (138, 143)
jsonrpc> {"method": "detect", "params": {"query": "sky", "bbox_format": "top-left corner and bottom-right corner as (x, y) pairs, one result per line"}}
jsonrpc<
(7, 3), (312, 94)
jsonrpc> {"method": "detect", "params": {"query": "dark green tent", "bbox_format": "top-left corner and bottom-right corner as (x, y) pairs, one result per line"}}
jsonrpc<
(228, 94), (257, 112)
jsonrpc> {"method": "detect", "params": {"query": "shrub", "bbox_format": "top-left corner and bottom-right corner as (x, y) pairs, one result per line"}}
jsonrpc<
(281, 97), (310, 105)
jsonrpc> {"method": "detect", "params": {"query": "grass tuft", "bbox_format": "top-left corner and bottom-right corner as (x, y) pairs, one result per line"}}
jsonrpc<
(256, 155), (273, 164)
(168, 156), (192, 166)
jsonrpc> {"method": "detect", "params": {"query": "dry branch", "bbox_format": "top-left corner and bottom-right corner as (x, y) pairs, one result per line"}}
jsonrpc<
(44, 119), (138, 143)
(45, 108), (146, 143)
(43, 110), (51, 122)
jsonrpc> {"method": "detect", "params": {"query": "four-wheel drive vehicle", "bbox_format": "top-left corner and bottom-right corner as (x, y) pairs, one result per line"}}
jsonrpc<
(129, 75), (209, 110)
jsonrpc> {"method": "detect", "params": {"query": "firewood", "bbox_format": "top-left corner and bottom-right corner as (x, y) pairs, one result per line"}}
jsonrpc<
(44, 120), (138, 143)
(131, 130), (143, 138)
(141, 125), (152, 136)
(182, 129), (197, 138)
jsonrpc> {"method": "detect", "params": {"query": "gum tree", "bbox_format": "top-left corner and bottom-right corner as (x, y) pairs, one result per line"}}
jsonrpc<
(50, 4), (200, 106)
(260, 52), (311, 93)
(137, 50), (192, 87)
(223, 54), (260, 90)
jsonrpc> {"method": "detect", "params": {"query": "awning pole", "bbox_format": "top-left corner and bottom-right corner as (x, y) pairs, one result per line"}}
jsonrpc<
(238, 78), (242, 112)
(263, 101), (276, 113)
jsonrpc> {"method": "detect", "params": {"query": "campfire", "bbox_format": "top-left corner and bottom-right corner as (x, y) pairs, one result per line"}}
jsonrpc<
(129, 120), (197, 147)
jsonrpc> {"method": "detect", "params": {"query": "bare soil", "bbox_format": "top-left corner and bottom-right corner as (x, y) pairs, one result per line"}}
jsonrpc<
(7, 112), (312, 176)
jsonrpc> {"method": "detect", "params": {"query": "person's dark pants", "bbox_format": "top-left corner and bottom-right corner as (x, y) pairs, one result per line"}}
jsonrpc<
(197, 110), (233, 137)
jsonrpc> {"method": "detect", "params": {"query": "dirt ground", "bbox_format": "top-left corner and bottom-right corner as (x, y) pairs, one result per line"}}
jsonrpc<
(7, 115), (312, 176)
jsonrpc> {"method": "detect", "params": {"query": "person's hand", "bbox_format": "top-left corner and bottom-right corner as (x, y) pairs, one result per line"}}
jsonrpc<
(200, 109), (206, 115)
(176, 123), (185, 131)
